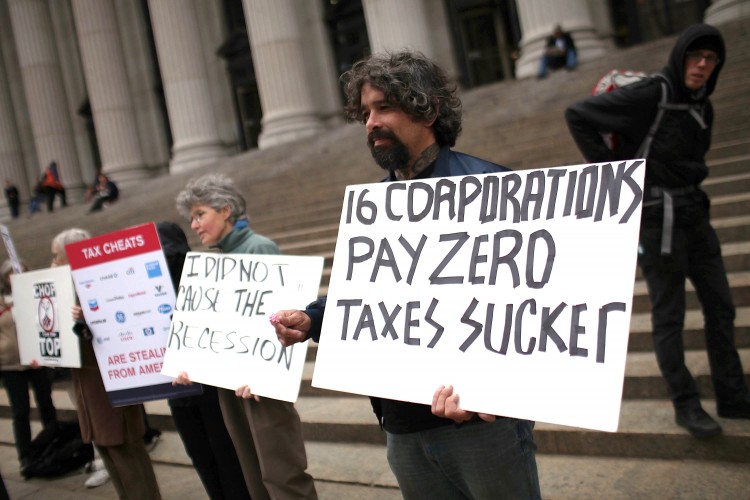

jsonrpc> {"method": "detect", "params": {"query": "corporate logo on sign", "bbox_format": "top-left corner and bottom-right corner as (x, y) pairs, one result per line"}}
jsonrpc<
(99, 272), (118, 281)
(158, 304), (172, 315)
(126, 267), (136, 276)
(88, 299), (99, 312)
(95, 336), (111, 345)
(115, 311), (126, 323)
(79, 279), (95, 289)
(133, 309), (152, 317)
(128, 290), (146, 298)
(143, 327), (155, 337)
(90, 318), (107, 325)
(118, 331), (134, 342)
(106, 295), (124, 303)
(154, 285), (167, 297)
(146, 261), (162, 278)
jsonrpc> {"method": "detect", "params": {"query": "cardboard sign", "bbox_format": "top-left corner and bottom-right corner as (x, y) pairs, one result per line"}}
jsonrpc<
(0, 224), (22, 274)
(161, 252), (324, 402)
(312, 160), (645, 432)
(12, 266), (81, 367)
(66, 223), (201, 405)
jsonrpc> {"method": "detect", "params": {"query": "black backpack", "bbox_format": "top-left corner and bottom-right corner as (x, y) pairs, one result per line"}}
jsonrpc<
(21, 421), (94, 479)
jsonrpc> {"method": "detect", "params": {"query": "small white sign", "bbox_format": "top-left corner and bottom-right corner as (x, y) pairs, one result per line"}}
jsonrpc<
(161, 252), (324, 403)
(12, 266), (81, 367)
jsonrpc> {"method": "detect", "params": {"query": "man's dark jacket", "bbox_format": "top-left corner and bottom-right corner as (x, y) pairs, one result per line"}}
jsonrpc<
(304, 146), (510, 433)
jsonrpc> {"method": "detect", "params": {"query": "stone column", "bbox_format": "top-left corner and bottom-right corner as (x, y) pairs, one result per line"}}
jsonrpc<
(705, 0), (750, 24)
(0, 51), (27, 219)
(0, 0), (37, 192)
(243, 0), (325, 149)
(72, 0), (149, 185)
(7, 0), (83, 193)
(147, 0), (226, 173)
(361, 0), (457, 79)
(298, 0), (345, 126)
(514, 0), (608, 79)
(50, 0), (98, 189)
(115, 0), (171, 176)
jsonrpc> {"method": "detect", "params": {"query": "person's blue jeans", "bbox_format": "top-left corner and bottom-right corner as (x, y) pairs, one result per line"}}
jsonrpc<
(386, 418), (540, 499)
(538, 50), (577, 77)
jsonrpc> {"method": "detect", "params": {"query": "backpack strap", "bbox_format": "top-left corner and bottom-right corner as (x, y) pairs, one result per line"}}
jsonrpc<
(635, 78), (672, 158)
(637, 74), (703, 256)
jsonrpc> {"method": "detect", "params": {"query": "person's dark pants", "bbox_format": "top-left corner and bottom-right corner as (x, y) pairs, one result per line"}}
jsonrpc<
(8, 200), (19, 218)
(2, 368), (58, 464)
(45, 187), (67, 211)
(638, 202), (748, 412)
(170, 385), (250, 500)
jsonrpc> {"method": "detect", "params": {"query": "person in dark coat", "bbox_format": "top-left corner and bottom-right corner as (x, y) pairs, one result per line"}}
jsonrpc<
(565, 24), (749, 438)
(4, 180), (20, 219)
(156, 221), (250, 500)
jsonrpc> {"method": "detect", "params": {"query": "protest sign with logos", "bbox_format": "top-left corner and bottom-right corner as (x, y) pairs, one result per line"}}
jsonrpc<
(12, 266), (81, 367)
(160, 252), (324, 403)
(312, 160), (645, 432)
(66, 223), (201, 406)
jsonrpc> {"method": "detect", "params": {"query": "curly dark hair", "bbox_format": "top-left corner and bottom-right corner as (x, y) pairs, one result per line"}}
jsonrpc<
(341, 51), (462, 147)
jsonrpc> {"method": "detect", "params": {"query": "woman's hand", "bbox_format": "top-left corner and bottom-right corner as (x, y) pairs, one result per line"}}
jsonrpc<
(172, 371), (192, 386)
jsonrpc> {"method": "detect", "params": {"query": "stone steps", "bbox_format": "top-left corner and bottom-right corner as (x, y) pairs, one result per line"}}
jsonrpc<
(3, 421), (748, 499)
(6, 346), (747, 463)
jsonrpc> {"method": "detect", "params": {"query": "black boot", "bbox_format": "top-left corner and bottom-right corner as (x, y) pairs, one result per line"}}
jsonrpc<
(675, 406), (722, 438)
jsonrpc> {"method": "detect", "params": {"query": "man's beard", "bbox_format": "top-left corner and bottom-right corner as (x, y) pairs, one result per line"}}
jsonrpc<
(368, 130), (410, 172)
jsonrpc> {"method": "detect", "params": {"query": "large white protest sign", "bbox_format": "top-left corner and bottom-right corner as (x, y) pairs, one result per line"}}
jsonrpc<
(12, 266), (81, 367)
(161, 252), (324, 402)
(312, 160), (645, 432)
(66, 223), (201, 406)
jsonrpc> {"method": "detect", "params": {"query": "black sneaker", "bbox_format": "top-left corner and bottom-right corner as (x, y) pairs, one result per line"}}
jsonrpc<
(675, 407), (722, 438)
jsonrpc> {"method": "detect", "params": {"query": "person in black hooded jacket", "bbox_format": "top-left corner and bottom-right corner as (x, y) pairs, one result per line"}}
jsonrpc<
(565, 23), (749, 438)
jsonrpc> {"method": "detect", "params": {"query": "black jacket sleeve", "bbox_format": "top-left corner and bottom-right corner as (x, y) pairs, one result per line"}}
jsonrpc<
(304, 296), (327, 343)
(565, 79), (661, 163)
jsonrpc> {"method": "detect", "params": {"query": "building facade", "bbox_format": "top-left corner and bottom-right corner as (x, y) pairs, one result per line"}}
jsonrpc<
(0, 0), (744, 218)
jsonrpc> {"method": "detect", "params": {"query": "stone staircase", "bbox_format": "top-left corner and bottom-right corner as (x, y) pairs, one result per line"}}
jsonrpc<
(2, 17), (749, 498)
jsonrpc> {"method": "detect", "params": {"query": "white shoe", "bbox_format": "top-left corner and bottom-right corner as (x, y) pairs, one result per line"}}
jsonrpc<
(85, 458), (105, 473)
(85, 468), (110, 488)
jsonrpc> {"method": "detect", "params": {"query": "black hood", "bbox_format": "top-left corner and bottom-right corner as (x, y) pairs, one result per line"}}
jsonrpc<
(663, 23), (725, 102)
(156, 221), (191, 291)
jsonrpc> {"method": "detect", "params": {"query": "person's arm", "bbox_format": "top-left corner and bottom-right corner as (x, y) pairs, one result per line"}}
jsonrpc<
(565, 81), (659, 163)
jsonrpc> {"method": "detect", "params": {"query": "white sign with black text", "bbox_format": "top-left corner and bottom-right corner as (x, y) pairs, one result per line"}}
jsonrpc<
(312, 160), (645, 432)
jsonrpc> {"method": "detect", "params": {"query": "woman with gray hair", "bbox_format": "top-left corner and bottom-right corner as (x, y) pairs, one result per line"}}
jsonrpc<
(52, 228), (161, 499)
(174, 174), (317, 500)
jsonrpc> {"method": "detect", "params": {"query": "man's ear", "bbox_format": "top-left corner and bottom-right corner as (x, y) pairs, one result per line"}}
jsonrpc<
(425, 100), (439, 127)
